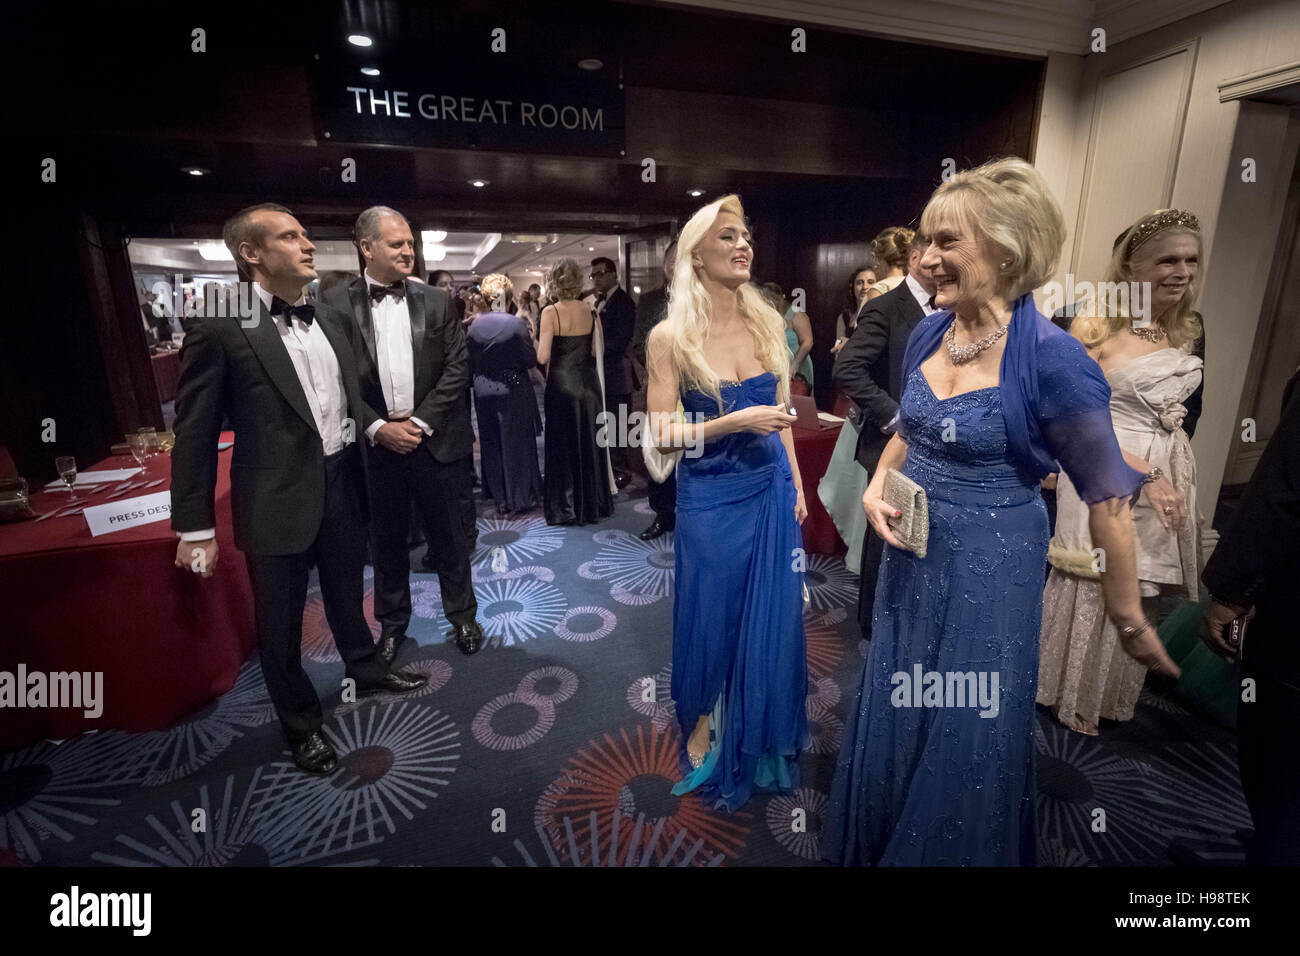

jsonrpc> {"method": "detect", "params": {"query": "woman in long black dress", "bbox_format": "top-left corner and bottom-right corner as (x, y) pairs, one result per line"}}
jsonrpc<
(469, 274), (542, 516)
(538, 258), (615, 525)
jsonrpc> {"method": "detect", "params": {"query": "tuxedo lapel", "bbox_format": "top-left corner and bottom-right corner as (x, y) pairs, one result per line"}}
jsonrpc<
(406, 280), (427, 384)
(240, 304), (319, 436)
(348, 278), (378, 366)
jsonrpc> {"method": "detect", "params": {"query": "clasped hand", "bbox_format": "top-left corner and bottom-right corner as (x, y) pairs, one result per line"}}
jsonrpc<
(376, 420), (424, 454)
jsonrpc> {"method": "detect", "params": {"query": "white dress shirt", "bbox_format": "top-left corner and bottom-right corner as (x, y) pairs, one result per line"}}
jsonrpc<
(881, 275), (941, 435)
(178, 282), (349, 542)
(362, 272), (431, 444)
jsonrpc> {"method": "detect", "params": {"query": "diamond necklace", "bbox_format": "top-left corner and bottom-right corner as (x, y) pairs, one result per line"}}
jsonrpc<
(1129, 323), (1166, 343)
(945, 318), (1008, 365)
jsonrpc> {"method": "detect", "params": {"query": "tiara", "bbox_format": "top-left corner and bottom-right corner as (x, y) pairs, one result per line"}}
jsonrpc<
(1125, 210), (1200, 257)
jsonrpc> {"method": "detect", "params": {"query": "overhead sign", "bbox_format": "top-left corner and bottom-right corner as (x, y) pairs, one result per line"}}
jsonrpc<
(313, 57), (625, 158)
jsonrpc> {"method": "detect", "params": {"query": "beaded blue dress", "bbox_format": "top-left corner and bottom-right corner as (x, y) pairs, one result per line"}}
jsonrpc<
(822, 295), (1144, 865)
(670, 372), (809, 812)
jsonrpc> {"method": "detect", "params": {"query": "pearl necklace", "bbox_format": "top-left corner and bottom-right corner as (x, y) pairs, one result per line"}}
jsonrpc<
(945, 319), (1008, 365)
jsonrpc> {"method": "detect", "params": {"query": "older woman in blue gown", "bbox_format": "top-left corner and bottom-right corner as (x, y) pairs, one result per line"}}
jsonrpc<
(822, 159), (1180, 865)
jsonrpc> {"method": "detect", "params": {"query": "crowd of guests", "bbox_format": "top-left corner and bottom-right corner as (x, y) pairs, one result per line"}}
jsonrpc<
(167, 170), (1297, 865)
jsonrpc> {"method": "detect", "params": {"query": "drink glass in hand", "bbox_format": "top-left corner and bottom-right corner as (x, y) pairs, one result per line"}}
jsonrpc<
(55, 456), (78, 500)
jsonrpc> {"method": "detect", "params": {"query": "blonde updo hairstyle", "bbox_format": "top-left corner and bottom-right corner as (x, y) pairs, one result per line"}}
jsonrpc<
(919, 157), (1065, 302)
(480, 273), (515, 313)
(545, 259), (583, 301)
(871, 226), (915, 275)
(1072, 209), (1203, 351)
(662, 194), (791, 412)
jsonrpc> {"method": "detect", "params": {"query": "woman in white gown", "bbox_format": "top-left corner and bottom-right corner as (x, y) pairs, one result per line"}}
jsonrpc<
(1038, 209), (1204, 734)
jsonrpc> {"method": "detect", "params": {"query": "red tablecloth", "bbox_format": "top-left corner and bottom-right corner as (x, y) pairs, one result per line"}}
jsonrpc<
(151, 349), (181, 403)
(793, 424), (843, 554)
(0, 432), (255, 746)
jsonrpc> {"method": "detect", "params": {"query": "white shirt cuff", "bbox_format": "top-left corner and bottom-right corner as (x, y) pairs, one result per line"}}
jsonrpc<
(178, 529), (215, 542)
(365, 420), (383, 445)
(410, 416), (433, 437)
(881, 412), (899, 435)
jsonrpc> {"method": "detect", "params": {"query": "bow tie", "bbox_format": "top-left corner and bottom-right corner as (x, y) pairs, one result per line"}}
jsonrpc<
(269, 297), (314, 327)
(370, 281), (406, 303)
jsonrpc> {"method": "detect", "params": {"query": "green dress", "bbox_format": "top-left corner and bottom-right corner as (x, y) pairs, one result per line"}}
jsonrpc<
(784, 306), (813, 387)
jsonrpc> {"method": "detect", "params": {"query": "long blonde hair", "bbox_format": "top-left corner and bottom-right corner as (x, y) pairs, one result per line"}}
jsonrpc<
(1072, 209), (1203, 350)
(665, 195), (790, 411)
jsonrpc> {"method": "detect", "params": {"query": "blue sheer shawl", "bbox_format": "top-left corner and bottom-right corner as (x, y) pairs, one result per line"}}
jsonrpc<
(900, 292), (1144, 504)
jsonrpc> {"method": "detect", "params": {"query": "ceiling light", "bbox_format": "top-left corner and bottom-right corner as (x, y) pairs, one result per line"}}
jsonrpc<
(469, 179), (488, 188)
(424, 244), (447, 262)
(182, 166), (211, 177)
(578, 58), (603, 71)
(360, 67), (380, 76)
(348, 34), (373, 47)
(588, 246), (594, 252)
(687, 189), (704, 197)
(422, 229), (447, 244)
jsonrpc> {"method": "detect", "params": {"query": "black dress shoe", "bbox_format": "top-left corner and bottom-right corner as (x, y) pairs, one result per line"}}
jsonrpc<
(639, 518), (673, 540)
(358, 669), (428, 696)
(290, 732), (338, 775)
(376, 633), (406, 666)
(447, 621), (485, 655)
(614, 471), (631, 490)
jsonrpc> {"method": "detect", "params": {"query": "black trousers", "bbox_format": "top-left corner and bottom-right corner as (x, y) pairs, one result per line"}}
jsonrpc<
(856, 521), (886, 641)
(244, 445), (386, 742)
(370, 444), (478, 635)
(607, 391), (632, 473)
(648, 471), (676, 523)
(1237, 664), (1300, 864)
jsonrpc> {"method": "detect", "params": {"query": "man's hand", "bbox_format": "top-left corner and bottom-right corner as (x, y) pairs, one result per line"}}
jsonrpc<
(1201, 598), (1252, 659)
(375, 420), (423, 454)
(175, 537), (219, 578)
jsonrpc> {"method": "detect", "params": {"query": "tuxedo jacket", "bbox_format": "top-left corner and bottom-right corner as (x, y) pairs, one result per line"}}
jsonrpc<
(1202, 367), (1300, 686)
(170, 298), (369, 556)
(598, 285), (636, 395)
(832, 280), (925, 469)
(323, 276), (473, 464)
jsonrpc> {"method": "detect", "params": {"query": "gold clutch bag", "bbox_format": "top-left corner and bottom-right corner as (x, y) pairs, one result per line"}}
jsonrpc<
(883, 468), (928, 558)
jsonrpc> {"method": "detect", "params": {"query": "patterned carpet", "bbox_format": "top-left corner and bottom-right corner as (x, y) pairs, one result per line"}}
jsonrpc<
(0, 480), (1250, 867)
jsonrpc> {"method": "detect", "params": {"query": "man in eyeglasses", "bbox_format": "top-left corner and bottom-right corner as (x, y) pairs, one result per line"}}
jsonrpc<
(586, 257), (635, 489)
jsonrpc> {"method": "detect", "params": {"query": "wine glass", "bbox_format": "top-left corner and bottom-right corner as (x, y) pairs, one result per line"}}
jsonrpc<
(127, 433), (148, 468)
(138, 427), (158, 469)
(55, 455), (78, 500)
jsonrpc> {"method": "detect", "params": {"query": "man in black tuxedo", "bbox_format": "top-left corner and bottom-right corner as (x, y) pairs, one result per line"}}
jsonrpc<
(589, 256), (635, 488)
(171, 203), (426, 776)
(630, 240), (677, 539)
(832, 231), (937, 640)
(1201, 366), (1300, 865)
(323, 206), (485, 659)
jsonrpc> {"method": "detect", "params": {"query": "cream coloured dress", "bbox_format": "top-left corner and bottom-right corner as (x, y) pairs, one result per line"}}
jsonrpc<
(1037, 347), (1202, 727)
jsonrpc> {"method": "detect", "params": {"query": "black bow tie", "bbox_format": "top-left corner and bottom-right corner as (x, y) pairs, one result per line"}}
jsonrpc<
(370, 281), (406, 303)
(269, 297), (314, 327)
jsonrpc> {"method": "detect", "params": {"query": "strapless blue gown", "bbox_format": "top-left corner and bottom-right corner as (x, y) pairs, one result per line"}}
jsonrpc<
(823, 366), (1047, 865)
(670, 372), (809, 812)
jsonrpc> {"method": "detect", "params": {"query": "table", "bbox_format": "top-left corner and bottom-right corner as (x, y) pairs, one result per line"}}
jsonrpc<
(151, 349), (181, 403)
(792, 424), (843, 554)
(0, 432), (255, 746)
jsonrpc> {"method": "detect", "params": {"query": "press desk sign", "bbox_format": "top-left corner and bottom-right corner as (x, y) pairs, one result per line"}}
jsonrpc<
(83, 491), (172, 537)
(313, 56), (626, 158)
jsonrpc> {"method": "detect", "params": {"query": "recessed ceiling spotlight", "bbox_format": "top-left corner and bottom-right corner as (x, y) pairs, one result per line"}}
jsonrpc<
(687, 189), (704, 197)
(588, 246), (594, 252)
(578, 58), (603, 71)
(182, 166), (211, 177)
(469, 179), (488, 188)
(360, 67), (380, 76)
(348, 34), (373, 47)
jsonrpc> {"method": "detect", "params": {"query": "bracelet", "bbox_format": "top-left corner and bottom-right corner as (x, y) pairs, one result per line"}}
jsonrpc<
(1117, 620), (1152, 641)
(1142, 466), (1164, 485)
